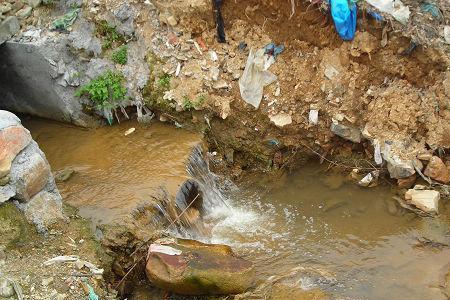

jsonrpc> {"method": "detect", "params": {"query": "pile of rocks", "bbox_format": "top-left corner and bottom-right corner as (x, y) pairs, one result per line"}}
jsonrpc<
(0, 110), (64, 232)
(0, 0), (45, 44)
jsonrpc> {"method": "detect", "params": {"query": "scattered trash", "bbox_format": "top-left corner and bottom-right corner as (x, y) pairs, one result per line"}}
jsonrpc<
(239, 49), (277, 109)
(274, 83), (281, 97)
(330, 0), (357, 40)
(193, 41), (203, 55)
(213, 0), (226, 43)
(196, 37), (208, 51)
(51, 8), (80, 31)
(209, 51), (218, 62)
(148, 244), (183, 256)
(269, 113), (292, 127)
(238, 42), (247, 51)
(400, 41), (418, 56)
(175, 62), (182, 77)
(420, 2), (443, 20)
(43, 255), (104, 275)
(124, 127), (136, 136)
(365, 0), (410, 25)
(82, 279), (99, 300)
(174, 121), (183, 128)
(44, 255), (79, 266)
(368, 10), (383, 21)
(444, 26), (450, 44)
(309, 109), (319, 125)
(358, 170), (379, 187)
(267, 139), (280, 147)
(373, 139), (383, 165)
(264, 43), (285, 59)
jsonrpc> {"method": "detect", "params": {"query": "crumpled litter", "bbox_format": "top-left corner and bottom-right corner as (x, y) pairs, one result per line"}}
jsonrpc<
(239, 48), (277, 109)
(149, 244), (182, 256)
(43, 255), (104, 275)
(365, 0), (410, 25)
(264, 43), (285, 59)
(52, 8), (80, 31)
(330, 0), (357, 40)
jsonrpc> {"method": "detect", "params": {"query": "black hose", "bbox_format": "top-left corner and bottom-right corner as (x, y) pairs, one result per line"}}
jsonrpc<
(213, 0), (226, 43)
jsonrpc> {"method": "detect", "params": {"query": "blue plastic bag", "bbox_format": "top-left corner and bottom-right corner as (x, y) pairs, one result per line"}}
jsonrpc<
(330, 0), (357, 41)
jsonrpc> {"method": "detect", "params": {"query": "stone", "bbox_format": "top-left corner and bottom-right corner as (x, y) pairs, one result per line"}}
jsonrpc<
(86, 58), (114, 80)
(54, 168), (75, 182)
(0, 185), (15, 204)
(0, 3), (12, 14)
(423, 156), (450, 183)
(397, 174), (416, 188)
(0, 16), (20, 45)
(68, 20), (102, 56)
(382, 151), (421, 179)
(213, 80), (229, 90)
(22, 190), (64, 233)
(26, 0), (41, 8)
(269, 113), (292, 128)
(16, 6), (32, 19)
(0, 125), (32, 179)
(10, 143), (51, 201)
(405, 188), (439, 214)
(330, 123), (361, 143)
(146, 239), (255, 295)
(0, 277), (14, 298)
(166, 15), (178, 27)
(0, 111), (21, 130)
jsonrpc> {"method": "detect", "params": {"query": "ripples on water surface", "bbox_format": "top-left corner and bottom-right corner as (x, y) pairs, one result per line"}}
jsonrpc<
(23, 118), (450, 299)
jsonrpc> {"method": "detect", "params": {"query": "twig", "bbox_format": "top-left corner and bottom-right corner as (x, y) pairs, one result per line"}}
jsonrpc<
(166, 193), (200, 229)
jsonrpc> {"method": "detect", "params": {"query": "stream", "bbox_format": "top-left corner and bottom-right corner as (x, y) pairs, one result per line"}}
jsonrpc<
(23, 118), (450, 300)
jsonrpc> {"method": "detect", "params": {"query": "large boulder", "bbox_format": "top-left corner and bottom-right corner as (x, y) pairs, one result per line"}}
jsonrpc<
(145, 239), (255, 295)
(0, 110), (64, 231)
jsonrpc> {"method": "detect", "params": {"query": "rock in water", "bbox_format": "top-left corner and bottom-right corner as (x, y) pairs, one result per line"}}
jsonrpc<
(423, 156), (450, 183)
(405, 187), (440, 214)
(146, 239), (255, 295)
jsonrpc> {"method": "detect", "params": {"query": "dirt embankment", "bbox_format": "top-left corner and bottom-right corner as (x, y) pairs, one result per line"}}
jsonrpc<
(148, 0), (450, 178)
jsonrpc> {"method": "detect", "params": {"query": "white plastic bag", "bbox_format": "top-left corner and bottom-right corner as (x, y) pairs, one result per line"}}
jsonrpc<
(239, 49), (277, 109)
(366, 0), (410, 24)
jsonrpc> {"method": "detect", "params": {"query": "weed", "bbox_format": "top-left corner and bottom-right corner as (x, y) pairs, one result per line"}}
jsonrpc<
(194, 94), (207, 108)
(111, 45), (128, 65)
(157, 73), (171, 90)
(182, 96), (194, 111)
(75, 71), (127, 110)
(96, 20), (124, 50)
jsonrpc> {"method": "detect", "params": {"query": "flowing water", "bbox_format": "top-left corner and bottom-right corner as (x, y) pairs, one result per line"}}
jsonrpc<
(23, 118), (450, 300)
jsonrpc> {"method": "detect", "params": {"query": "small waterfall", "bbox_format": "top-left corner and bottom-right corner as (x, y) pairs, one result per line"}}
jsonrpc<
(185, 146), (231, 214)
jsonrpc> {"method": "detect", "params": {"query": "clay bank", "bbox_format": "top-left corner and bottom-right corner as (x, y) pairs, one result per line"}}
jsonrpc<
(1, 0), (450, 299)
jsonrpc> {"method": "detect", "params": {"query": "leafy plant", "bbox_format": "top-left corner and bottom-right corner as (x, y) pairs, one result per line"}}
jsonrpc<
(111, 45), (128, 65)
(194, 94), (207, 108)
(96, 20), (124, 50)
(75, 71), (127, 124)
(157, 73), (171, 90)
(182, 96), (194, 111)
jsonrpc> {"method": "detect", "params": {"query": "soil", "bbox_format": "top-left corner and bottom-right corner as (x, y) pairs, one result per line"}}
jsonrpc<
(0, 203), (115, 300)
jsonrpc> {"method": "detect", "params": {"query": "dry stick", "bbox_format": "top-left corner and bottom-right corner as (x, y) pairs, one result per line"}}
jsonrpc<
(300, 142), (381, 171)
(116, 194), (200, 289)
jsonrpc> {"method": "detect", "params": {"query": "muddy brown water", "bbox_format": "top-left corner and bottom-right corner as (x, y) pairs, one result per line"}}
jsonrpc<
(23, 118), (450, 300)
(22, 117), (201, 225)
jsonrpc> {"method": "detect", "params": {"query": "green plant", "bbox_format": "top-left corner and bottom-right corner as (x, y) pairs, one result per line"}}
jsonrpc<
(157, 73), (171, 90)
(75, 71), (127, 123)
(182, 96), (194, 111)
(111, 45), (128, 65)
(194, 94), (207, 108)
(97, 20), (124, 50)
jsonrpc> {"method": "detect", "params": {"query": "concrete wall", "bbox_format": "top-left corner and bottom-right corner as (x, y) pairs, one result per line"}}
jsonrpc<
(0, 41), (99, 127)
